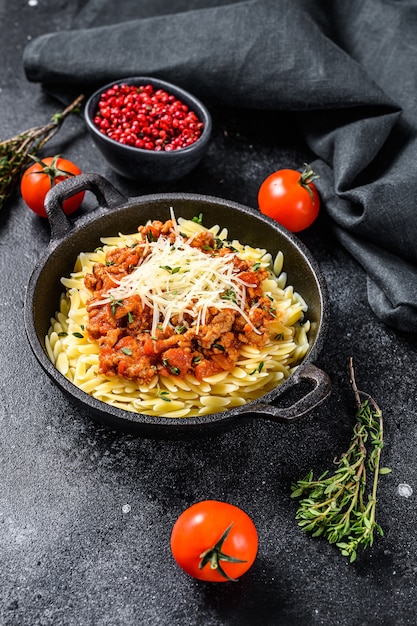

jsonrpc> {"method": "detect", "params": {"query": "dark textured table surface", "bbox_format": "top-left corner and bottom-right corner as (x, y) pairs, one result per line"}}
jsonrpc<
(1, 2), (417, 625)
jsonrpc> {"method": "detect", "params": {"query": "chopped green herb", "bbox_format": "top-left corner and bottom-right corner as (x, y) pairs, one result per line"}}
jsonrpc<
(121, 347), (133, 356)
(109, 295), (124, 316)
(262, 304), (277, 318)
(192, 213), (203, 224)
(127, 311), (134, 324)
(212, 343), (225, 351)
(221, 288), (237, 304)
(163, 358), (180, 376)
(72, 332), (84, 339)
(159, 264), (181, 274)
(157, 390), (171, 402)
(249, 361), (264, 375)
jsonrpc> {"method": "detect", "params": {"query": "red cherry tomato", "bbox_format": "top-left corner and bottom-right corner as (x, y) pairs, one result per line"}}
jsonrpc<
(20, 155), (84, 218)
(170, 500), (258, 582)
(258, 164), (320, 232)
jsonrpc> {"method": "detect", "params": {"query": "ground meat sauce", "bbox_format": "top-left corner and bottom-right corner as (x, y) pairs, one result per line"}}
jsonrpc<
(84, 219), (278, 385)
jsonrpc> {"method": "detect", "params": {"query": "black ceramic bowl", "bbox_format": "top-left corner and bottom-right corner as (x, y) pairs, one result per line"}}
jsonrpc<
(84, 76), (212, 182)
(24, 173), (331, 438)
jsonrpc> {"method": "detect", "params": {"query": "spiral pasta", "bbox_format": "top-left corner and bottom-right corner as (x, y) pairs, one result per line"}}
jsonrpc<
(45, 215), (311, 418)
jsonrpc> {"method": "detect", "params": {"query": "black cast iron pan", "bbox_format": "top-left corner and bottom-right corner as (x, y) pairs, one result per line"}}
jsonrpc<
(24, 173), (331, 437)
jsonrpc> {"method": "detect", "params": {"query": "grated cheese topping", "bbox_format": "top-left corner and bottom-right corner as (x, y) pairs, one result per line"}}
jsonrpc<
(92, 233), (260, 336)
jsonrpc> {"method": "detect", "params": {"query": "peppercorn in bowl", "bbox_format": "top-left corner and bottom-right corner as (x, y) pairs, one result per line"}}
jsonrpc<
(84, 77), (212, 182)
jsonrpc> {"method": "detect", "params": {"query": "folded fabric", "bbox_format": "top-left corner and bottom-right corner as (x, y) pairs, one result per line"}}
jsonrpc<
(23, 0), (417, 333)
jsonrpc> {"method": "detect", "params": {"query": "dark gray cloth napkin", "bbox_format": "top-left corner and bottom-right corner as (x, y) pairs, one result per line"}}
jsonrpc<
(23, 0), (417, 333)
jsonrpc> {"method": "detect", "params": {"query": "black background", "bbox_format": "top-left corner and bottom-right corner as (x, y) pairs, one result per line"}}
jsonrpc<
(1, 2), (416, 625)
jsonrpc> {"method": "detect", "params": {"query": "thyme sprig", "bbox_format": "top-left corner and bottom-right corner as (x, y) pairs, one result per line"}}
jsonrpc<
(291, 358), (390, 562)
(0, 94), (84, 210)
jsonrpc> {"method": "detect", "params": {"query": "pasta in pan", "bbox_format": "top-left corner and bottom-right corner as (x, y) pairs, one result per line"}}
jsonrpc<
(45, 212), (311, 418)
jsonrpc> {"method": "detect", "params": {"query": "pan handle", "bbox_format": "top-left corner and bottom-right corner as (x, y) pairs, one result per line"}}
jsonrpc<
(44, 173), (127, 243)
(247, 363), (331, 423)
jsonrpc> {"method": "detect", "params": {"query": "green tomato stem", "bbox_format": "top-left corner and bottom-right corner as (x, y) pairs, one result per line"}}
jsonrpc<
(299, 163), (319, 202)
(198, 523), (247, 582)
(26, 154), (76, 187)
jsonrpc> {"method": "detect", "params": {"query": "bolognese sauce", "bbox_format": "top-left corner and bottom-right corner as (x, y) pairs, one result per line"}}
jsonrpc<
(84, 219), (280, 385)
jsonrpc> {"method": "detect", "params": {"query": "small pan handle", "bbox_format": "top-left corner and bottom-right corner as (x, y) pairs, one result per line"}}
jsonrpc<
(44, 173), (127, 243)
(247, 363), (331, 422)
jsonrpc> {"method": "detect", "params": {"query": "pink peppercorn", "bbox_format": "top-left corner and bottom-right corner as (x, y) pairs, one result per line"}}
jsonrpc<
(93, 83), (205, 152)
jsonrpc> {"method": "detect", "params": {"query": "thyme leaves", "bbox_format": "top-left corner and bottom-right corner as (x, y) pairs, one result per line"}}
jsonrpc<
(291, 358), (390, 563)
(0, 94), (84, 211)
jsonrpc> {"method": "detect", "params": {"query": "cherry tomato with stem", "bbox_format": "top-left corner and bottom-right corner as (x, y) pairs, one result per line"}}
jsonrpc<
(20, 154), (84, 218)
(170, 500), (258, 582)
(258, 163), (320, 232)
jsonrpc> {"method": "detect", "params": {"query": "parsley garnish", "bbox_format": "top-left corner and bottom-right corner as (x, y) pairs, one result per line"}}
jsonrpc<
(192, 213), (203, 224)
(262, 304), (277, 318)
(109, 294), (124, 316)
(157, 390), (171, 402)
(221, 288), (237, 304)
(249, 361), (264, 375)
(162, 358), (180, 376)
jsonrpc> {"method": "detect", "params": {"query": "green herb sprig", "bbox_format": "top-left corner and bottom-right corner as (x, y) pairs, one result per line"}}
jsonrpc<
(291, 358), (390, 562)
(0, 94), (84, 210)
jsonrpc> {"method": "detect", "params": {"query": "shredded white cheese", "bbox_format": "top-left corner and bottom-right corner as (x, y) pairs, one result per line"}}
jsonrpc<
(91, 233), (259, 336)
